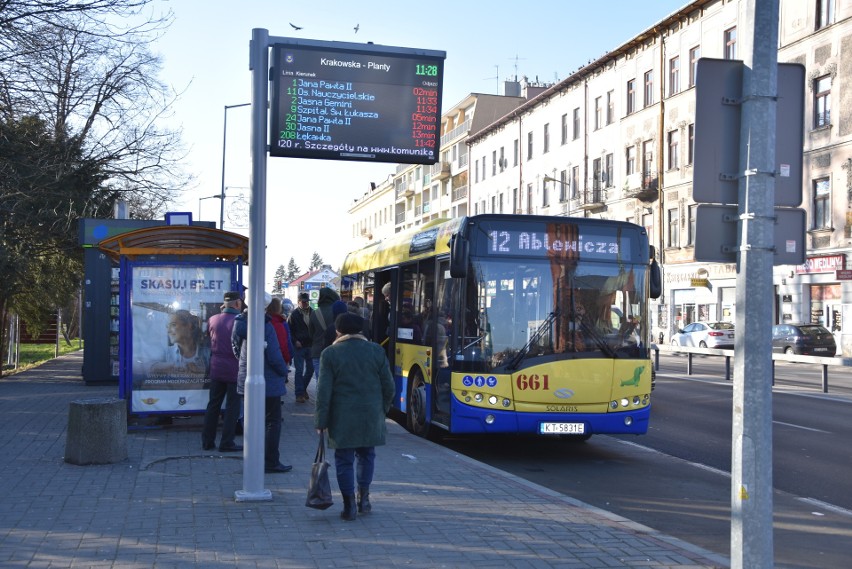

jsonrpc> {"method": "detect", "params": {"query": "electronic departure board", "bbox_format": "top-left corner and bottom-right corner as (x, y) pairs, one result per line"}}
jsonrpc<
(270, 39), (446, 164)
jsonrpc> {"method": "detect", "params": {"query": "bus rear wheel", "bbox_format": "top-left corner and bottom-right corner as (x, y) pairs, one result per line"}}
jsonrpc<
(406, 368), (430, 438)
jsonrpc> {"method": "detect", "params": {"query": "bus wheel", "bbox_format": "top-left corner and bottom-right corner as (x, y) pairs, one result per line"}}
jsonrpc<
(406, 368), (430, 438)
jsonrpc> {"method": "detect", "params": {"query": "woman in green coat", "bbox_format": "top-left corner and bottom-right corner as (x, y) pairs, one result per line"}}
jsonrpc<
(315, 312), (395, 521)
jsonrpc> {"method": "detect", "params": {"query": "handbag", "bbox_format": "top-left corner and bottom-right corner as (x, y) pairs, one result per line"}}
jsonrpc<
(305, 432), (334, 510)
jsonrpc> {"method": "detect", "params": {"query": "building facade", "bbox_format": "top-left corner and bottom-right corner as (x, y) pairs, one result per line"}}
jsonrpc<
(347, 0), (852, 354)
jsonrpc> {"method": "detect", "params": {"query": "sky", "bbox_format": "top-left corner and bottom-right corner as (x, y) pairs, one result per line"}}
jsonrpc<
(153, 0), (689, 289)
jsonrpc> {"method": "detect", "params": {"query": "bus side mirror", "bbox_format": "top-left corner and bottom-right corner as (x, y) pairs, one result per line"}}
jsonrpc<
(450, 235), (468, 278)
(649, 258), (662, 299)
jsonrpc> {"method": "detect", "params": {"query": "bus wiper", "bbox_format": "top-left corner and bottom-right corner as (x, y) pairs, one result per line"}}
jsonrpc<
(506, 310), (559, 371)
(577, 314), (618, 358)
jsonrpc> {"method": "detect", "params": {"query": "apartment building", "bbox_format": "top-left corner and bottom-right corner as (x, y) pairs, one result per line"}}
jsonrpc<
(347, 0), (852, 354)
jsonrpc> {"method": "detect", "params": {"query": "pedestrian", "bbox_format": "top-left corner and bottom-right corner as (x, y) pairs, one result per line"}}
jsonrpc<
(309, 287), (341, 387)
(267, 297), (294, 367)
(287, 292), (313, 403)
(201, 291), (243, 452)
(231, 296), (292, 474)
(314, 312), (394, 521)
(323, 300), (350, 349)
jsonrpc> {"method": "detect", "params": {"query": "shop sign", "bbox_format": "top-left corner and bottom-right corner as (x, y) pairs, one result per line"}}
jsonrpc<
(836, 269), (852, 280)
(796, 254), (845, 274)
(690, 278), (710, 287)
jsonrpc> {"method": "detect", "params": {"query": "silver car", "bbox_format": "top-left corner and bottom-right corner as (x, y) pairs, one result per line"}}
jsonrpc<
(671, 321), (735, 349)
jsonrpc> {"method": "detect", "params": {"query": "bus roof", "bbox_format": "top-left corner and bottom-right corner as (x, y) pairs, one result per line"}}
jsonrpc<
(342, 217), (463, 275)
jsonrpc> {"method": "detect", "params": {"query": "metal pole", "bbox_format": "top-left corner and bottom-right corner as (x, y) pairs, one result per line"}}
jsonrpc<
(221, 103), (251, 230)
(235, 28), (271, 502)
(731, 0), (777, 566)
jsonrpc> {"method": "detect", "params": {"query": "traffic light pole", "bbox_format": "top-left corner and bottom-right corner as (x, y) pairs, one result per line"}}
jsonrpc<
(731, 0), (777, 566)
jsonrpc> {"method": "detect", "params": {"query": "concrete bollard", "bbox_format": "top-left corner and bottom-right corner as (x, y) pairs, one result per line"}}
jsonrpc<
(64, 397), (128, 465)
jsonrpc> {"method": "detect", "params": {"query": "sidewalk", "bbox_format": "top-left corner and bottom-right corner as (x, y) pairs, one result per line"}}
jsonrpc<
(0, 352), (728, 568)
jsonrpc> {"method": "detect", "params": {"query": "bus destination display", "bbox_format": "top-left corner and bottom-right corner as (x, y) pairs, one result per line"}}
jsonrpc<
(270, 41), (445, 164)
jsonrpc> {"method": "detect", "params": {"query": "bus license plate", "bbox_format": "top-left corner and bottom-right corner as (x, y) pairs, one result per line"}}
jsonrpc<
(540, 422), (584, 435)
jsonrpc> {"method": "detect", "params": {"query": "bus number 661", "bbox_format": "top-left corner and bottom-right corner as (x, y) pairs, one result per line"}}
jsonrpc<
(516, 374), (549, 390)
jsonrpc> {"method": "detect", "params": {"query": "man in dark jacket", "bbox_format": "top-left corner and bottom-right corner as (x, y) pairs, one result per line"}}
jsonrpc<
(287, 292), (313, 403)
(231, 304), (292, 473)
(308, 287), (340, 394)
(201, 291), (243, 452)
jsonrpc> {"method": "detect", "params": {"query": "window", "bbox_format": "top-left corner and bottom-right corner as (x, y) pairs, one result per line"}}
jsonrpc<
(481, 156), (486, 180)
(626, 146), (636, 175)
(669, 56), (680, 96)
(526, 183), (533, 214)
(814, 75), (831, 128)
(491, 196), (496, 213)
(513, 139), (519, 166)
(572, 108), (581, 140)
(559, 169), (568, 201)
(689, 46), (700, 88)
(594, 96), (602, 130)
(687, 205), (697, 245)
(542, 177), (549, 207)
(724, 27), (737, 60)
(644, 70), (654, 107)
(813, 177), (831, 229)
(605, 153), (614, 188)
(606, 90), (615, 124)
(687, 124), (695, 165)
(592, 158), (602, 192)
(492, 150), (497, 176)
(527, 131), (533, 160)
(643, 140), (654, 178)
(571, 166), (580, 199)
(512, 187), (519, 213)
(474, 160), (479, 183)
(499, 147), (505, 172)
(667, 130), (679, 170)
(543, 123), (550, 153)
(817, 0), (835, 29)
(561, 113), (568, 144)
(626, 79), (636, 114)
(667, 208), (680, 248)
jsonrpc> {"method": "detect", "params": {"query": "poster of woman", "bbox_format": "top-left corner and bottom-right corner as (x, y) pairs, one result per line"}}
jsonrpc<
(129, 264), (234, 413)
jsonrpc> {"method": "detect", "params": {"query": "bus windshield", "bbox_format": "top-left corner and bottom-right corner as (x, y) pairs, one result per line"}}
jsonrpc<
(464, 256), (648, 370)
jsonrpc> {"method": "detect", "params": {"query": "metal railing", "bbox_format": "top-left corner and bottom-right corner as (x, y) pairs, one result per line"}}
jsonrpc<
(652, 344), (852, 394)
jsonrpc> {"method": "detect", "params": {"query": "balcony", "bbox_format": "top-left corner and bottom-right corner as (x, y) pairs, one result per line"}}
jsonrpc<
(623, 171), (658, 201)
(440, 118), (471, 147)
(432, 161), (451, 181)
(578, 187), (606, 211)
(451, 184), (468, 202)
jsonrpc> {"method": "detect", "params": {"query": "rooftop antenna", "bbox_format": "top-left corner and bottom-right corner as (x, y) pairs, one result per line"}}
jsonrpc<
(482, 64), (499, 95)
(508, 54), (526, 80)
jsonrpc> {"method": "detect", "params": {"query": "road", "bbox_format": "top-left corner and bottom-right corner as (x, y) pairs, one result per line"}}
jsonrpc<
(441, 354), (852, 569)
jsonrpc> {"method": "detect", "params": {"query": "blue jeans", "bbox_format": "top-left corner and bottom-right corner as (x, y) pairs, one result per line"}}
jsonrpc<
(265, 395), (282, 467)
(293, 346), (314, 397)
(334, 447), (376, 495)
(312, 358), (320, 381)
(201, 380), (241, 448)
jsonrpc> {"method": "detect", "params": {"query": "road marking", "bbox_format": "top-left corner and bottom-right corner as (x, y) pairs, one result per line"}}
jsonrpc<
(772, 420), (830, 433)
(797, 497), (852, 518)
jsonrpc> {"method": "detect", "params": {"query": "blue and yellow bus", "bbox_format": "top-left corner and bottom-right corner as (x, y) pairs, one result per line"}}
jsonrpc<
(341, 214), (661, 440)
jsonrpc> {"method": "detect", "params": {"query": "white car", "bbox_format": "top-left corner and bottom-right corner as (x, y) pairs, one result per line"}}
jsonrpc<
(671, 321), (735, 349)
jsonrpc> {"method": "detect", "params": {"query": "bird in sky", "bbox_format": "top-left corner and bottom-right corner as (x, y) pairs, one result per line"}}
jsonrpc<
(289, 22), (303, 30)
(354, 23), (359, 33)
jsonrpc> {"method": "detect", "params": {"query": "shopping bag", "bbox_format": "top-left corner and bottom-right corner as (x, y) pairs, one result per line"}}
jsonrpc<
(305, 432), (334, 510)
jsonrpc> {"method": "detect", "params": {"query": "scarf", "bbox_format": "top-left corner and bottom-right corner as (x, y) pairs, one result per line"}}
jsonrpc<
(332, 333), (367, 345)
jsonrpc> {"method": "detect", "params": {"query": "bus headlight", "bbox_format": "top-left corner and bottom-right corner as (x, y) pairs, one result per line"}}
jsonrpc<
(632, 396), (641, 406)
(474, 393), (483, 402)
(488, 395), (498, 405)
(624, 416), (633, 426)
(485, 414), (495, 424)
(502, 398), (511, 407)
(610, 400), (618, 409)
(620, 398), (629, 407)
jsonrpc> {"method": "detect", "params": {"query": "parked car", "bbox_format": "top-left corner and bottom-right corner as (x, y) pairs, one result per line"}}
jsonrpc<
(671, 321), (735, 349)
(771, 323), (836, 356)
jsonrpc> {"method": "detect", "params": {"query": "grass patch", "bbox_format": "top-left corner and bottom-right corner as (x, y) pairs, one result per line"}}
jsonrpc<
(2, 340), (83, 375)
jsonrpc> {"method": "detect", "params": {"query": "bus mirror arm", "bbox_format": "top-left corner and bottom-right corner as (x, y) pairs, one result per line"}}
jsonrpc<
(450, 235), (469, 278)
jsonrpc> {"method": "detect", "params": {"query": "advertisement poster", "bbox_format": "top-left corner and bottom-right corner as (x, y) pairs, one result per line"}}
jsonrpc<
(129, 264), (233, 413)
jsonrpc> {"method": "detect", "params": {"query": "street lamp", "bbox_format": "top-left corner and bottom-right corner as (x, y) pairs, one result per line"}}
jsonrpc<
(220, 103), (251, 229)
(198, 194), (223, 221)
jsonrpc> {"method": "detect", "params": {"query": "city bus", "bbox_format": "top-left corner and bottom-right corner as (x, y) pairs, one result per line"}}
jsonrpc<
(340, 214), (662, 440)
